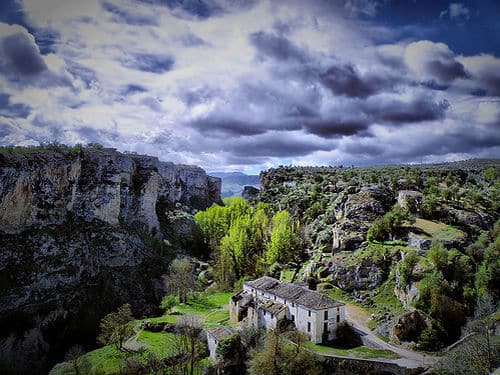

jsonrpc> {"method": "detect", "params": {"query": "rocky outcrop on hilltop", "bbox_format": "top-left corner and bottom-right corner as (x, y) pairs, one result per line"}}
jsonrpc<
(0, 146), (221, 373)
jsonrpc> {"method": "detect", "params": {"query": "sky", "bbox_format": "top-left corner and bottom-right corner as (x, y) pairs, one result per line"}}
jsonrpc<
(0, 0), (499, 173)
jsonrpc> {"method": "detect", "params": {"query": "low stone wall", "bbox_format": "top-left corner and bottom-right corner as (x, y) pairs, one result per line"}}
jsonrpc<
(320, 356), (425, 375)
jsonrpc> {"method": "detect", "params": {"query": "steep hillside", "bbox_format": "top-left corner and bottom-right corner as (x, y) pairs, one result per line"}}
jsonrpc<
(0, 145), (221, 374)
(258, 160), (499, 347)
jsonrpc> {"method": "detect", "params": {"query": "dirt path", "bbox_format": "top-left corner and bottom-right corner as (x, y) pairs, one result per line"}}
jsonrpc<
(344, 303), (439, 369)
(122, 322), (147, 352)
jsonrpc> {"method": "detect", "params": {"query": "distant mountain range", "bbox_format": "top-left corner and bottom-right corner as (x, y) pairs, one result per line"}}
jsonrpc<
(210, 172), (260, 197)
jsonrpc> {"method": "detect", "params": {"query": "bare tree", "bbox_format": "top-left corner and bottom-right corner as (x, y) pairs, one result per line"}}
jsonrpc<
(163, 257), (199, 303)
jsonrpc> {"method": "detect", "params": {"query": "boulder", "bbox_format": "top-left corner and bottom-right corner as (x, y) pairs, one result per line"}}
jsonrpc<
(397, 190), (423, 213)
(390, 310), (431, 344)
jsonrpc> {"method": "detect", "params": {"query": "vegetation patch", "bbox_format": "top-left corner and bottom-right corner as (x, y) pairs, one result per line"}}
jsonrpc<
(411, 218), (465, 243)
(304, 341), (399, 359)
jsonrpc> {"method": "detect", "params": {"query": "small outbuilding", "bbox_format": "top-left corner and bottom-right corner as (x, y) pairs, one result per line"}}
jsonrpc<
(206, 326), (234, 361)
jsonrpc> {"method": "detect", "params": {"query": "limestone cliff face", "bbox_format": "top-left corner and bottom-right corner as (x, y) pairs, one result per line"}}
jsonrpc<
(0, 147), (221, 374)
(0, 148), (221, 235)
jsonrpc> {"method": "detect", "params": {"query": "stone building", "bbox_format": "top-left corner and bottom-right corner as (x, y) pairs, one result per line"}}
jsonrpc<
(230, 276), (345, 343)
(206, 326), (234, 361)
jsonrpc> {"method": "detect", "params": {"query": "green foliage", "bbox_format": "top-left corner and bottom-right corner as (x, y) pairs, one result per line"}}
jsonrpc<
(216, 333), (242, 363)
(484, 167), (499, 183)
(367, 204), (414, 242)
(266, 211), (300, 265)
(160, 294), (178, 314)
(195, 198), (276, 289)
(473, 220), (500, 300)
(418, 327), (440, 351)
(421, 194), (438, 217)
(248, 329), (321, 375)
(194, 204), (230, 248)
(397, 251), (419, 288)
(97, 304), (134, 350)
(428, 243), (448, 272)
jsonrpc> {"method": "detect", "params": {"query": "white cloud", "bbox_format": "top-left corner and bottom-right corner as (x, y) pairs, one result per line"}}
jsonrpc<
(440, 3), (470, 21)
(0, 0), (497, 172)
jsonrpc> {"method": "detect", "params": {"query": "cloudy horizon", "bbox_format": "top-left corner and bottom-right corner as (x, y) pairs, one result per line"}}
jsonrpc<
(0, 0), (499, 173)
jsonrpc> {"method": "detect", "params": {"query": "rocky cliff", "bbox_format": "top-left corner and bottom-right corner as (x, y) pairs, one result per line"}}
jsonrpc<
(0, 146), (221, 374)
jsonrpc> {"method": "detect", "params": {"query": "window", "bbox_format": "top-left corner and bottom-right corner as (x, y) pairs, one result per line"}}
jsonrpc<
(324, 311), (328, 320)
(308, 310), (311, 317)
(291, 315), (295, 321)
(273, 296), (276, 300)
(324, 322), (328, 332)
(337, 315), (340, 323)
(292, 303), (295, 307)
(271, 313), (274, 319)
(263, 311), (266, 316)
(307, 322), (311, 332)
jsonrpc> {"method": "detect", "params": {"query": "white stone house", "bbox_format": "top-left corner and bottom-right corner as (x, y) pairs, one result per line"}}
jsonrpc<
(230, 276), (345, 343)
(206, 326), (234, 361)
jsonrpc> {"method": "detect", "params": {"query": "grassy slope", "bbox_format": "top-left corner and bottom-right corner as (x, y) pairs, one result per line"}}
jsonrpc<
(50, 292), (232, 375)
(304, 341), (399, 359)
(411, 218), (465, 243)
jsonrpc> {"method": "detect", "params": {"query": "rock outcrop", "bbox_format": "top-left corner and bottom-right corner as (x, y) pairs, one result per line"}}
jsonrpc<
(390, 310), (431, 344)
(0, 147), (221, 373)
(331, 185), (394, 252)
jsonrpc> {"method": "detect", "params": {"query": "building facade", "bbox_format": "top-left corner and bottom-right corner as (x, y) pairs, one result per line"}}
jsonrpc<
(230, 276), (346, 343)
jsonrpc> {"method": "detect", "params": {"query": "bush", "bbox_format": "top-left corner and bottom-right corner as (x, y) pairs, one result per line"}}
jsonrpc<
(418, 327), (440, 351)
(160, 294), (178, 314)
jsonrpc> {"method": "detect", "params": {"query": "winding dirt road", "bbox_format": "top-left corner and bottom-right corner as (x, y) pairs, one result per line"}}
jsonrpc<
(344, 303), (439, 369)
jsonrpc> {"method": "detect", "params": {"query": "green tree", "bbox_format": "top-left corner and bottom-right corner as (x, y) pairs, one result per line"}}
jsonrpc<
(428, 244), (448, 272)
(248, 329), (321, 375)
(266, 211), (300, 265)
(97, 304), (134, 350)
(421, 194), (438, 217)
(195, 204), (230, 249)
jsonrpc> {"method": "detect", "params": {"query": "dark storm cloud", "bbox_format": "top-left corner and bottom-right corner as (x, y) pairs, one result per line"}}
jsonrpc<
(121, 53), (174, 73)
(0, 93), (31, 118)
(101, 0), (159, 25)
(1, 32), (47, 76)
(0, 29), (72, 88)
(364, 96), (450, 124)
(226, 134), (332, 157)
(249, 31), (309, 63)
(396, 131), (500, 159)
(303, 118), (371, 138)
(188, 118), (272, 137)
(425, 59), (469, 83)
(319, 64), (395, 98)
